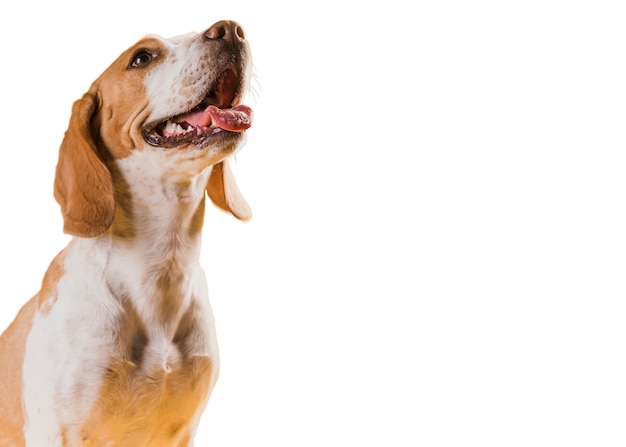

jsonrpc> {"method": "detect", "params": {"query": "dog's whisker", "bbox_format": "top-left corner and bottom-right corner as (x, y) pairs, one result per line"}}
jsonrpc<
(248, 69), (262, 103)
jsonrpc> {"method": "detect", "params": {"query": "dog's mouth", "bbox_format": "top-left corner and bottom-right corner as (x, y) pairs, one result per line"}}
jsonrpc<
(143, 68), (252, 148)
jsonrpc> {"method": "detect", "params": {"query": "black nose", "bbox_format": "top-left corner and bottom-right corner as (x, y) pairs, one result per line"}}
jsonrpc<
(205, 20), (246, 45)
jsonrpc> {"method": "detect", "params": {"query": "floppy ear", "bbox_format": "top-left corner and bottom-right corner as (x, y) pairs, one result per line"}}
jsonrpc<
(53, 92), (115, 237)
(206, 160), (252, 221)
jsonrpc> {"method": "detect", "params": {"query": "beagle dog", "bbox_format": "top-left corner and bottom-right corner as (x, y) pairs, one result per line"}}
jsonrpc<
(0, 20), (253, 446)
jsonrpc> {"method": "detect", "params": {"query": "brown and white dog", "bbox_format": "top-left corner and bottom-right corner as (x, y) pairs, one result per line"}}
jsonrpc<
(0, 20), (253, 446)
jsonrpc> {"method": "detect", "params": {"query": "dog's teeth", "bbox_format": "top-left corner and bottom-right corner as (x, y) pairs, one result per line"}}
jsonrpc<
(164, 120), (176, 133)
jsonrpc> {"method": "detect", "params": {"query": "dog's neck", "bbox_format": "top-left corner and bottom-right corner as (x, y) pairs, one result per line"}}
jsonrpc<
(99, 154), (212, 336)
(110, 169), (208, 252)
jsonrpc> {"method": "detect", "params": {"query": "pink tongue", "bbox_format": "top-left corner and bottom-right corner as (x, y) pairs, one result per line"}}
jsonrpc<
(208, 105), (253, 131)
(178, 104), (253, 132)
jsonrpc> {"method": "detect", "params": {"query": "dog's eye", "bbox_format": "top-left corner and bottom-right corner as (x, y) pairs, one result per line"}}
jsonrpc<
(129, 50), (157, 69)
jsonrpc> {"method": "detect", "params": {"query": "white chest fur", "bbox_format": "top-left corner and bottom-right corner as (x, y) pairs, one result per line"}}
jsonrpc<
(22, 158), (220, 444)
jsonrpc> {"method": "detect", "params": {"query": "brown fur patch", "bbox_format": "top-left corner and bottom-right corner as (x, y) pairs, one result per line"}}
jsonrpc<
(37, 250), (67, 316)
(92, 37), (167, 160)
(188, 197), (206, 238)
(78, 355), (214, 446)
(0, 298), (37, 447)
(115, 295), (149, 364)
(108, 164), (136, 239)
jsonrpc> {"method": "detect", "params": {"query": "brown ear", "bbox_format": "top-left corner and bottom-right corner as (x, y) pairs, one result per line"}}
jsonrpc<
(53, 92), (115, 237)
(206, 160), (252, 221)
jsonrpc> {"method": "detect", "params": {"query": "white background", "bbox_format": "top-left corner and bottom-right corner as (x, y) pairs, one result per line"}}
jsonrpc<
(1, 1), (625, 445)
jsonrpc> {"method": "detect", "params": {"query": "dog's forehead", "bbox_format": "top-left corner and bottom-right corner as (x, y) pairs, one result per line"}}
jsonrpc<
(110, 32), (199, 66)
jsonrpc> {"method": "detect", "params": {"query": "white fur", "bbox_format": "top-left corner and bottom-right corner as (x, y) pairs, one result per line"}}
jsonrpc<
(23, 239), (116, 444)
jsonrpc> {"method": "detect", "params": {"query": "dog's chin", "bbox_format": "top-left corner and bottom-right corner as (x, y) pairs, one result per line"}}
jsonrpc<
(201, 130), (247, 160)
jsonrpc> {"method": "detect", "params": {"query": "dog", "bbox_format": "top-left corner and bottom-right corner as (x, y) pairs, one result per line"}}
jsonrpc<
(0, 20), (253, 446)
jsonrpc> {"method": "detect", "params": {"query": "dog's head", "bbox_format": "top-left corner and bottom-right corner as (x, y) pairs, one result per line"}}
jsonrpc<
(53, 21), (253, 237)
